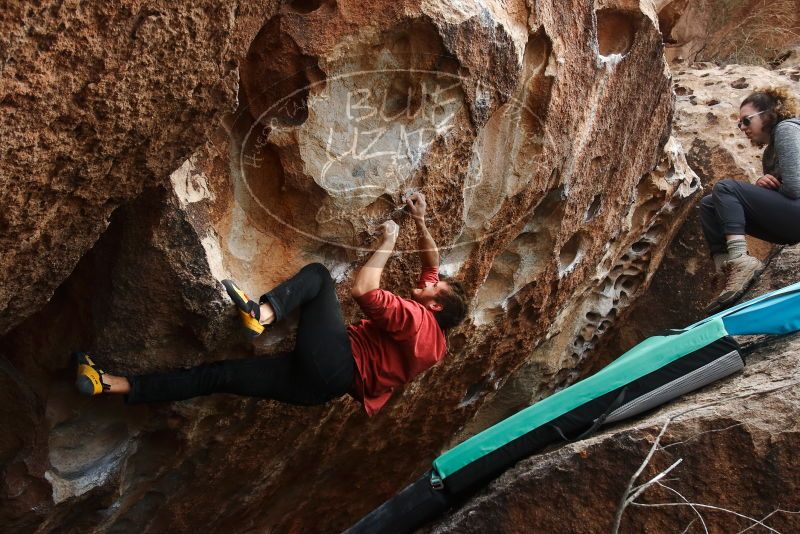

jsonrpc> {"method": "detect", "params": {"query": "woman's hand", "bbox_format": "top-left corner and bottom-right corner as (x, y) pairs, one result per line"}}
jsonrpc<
(756, 174), (781, 190)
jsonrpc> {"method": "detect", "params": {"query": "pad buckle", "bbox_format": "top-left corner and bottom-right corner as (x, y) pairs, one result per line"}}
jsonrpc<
(430, 473), (444, 490)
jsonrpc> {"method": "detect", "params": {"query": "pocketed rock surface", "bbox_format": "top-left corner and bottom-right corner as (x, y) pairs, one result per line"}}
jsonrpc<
(0, 1), (280, 337)
(448, 62), (800, 444)
(582, 62), (800, 372)
(431, 244), (800, 534)
(1, 1), (783, 533)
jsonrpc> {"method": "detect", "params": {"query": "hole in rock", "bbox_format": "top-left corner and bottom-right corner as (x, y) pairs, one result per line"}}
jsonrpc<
(520, 30), (554, 140)
(473, 250), (521, 324)
(645, 224), (665, 241)
(596, 9), (637, 57)
(377, 26), (448, 120)
(524, 30), (551, 72)
(631, 176), (665, 230)
(493, 186), (565, 295)
(630, 240), (650, 254)
(0, 199), (178, 503)
(559, 232), (586, 274)
(287, 0), (328, 14)
(474, 186), (565, 320)
(615, 272), (644, 295)
(529, 185), (566, 232)
(448, 333), (467, 353)
(10, 184), (247, 427)
(522, 305), (540, 326)
(240, 18), (325, 126)
(506, 299), (522, 320)
(585, 194), (602, 221)
(730, 77), (749, 89)
(579, 325), (595, 341)
(459, 379), (490, 407)
(232, 110), (328, 240)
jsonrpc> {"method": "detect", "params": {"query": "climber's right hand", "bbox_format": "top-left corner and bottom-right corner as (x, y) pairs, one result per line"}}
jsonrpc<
(406, 192), (427, 222)
(756, 174), (781, 190)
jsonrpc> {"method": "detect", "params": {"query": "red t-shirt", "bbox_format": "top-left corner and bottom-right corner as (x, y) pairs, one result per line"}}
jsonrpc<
(348, 267), (447, 416)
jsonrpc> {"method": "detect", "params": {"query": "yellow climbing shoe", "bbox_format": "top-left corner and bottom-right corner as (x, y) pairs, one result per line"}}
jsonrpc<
(222, 279), (265, 337)
(74, 352), (109, 396)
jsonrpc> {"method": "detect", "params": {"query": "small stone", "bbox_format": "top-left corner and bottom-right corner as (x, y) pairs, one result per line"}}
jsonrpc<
(730, 77), (749, 89)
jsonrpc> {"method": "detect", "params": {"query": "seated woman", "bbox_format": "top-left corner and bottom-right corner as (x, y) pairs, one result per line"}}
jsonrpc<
(75, 193), (468, 416)
(700, 87), (800, 311)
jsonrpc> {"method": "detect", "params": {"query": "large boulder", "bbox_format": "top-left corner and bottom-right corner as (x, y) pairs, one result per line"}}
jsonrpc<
(1, 0), (704, 532)
(0, 1), (280, 336)
(432, 244), (800, 534)
(434, 58), (800, 534)
(584, 62), (800, 370)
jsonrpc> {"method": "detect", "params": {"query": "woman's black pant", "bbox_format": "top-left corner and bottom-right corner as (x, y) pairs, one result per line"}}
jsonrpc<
(699, 179), (800, 255)
(127, 263), (355, 405)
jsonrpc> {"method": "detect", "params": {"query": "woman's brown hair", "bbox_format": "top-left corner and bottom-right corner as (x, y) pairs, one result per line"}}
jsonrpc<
(741, 87), (800, 133)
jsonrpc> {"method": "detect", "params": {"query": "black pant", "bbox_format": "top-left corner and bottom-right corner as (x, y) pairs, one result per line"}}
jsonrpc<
(699, 179), (800, 255)
(127, 263), (355, 405)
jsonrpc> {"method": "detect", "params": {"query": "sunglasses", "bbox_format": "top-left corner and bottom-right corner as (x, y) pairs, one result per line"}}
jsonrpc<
(737, 110), (767, 128)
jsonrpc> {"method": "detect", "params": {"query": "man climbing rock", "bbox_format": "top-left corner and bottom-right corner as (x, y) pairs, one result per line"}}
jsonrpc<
(75, 193), (468, 416)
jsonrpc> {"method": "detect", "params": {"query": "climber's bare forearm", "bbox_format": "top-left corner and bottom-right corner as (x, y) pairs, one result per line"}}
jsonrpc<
(416, 219), (439, 268)
(352, 225), (398, 297)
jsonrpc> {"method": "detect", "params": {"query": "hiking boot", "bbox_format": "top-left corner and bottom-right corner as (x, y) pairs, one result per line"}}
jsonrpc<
(707, 254), (764, 312)
(74, 352), (110, 396)
(221, 279), (264, 337)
